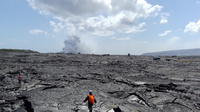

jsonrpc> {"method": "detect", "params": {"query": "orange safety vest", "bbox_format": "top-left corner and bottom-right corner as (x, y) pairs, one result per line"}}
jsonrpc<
(88, 95), (95, 104)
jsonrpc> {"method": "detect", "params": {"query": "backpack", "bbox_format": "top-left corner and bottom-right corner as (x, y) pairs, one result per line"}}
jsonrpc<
(18, 74), (22, 80)
(88, 95), (95, 104)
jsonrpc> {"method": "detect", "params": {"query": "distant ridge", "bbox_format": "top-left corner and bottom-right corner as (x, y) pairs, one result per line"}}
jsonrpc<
(0, 49), (39, 53)
(143, 48), (200, 56)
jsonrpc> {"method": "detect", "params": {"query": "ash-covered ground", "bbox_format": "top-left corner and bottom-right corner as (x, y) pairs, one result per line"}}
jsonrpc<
(0, 51), (200, 112)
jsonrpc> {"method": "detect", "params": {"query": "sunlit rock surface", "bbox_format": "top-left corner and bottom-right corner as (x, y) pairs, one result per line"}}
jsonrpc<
(0, 52), (200, 112)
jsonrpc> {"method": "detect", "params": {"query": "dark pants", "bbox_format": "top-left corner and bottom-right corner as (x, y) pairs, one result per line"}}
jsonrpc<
(113, 106), (122, 112)
(23, 100), (34, 112)
(18, 80), (22, 87)
(88, 103), (93, 112)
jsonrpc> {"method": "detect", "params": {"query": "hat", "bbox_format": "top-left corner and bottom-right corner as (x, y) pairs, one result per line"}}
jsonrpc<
(89, 90), (92, 93)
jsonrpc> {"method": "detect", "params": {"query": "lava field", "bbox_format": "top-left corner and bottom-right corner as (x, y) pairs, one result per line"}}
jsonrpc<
(0, 52), (200, 112)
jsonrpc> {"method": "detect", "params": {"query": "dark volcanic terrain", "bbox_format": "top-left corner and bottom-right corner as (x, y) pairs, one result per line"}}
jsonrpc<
(0, 51), (200, 112)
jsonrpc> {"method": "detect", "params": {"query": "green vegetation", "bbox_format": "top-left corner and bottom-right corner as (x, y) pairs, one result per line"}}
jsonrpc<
(0, 49), (39, 53)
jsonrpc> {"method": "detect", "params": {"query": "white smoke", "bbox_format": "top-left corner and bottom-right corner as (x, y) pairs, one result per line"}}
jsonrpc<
(63, 36), (89, 53)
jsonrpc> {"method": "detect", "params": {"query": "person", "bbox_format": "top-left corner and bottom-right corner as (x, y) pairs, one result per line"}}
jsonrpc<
(83, 90), (97, 112)
(17, 73), (23, 86)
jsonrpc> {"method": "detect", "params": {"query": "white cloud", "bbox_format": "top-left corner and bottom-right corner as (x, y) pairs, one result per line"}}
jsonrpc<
(159, 30), (172, 37)
(160, 13), (169, 24)
(111, 37), (131, 40)
(27, 0), (163, 53)
(27, 0), (162, 36)
(160, 18), (168, 24)
(184, 20), (200, 33)
(49, 21), (66, 32)
(29, 29), (48, 35)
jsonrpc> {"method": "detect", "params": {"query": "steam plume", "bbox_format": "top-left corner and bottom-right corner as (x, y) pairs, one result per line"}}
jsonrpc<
(63, 36), (88, 54)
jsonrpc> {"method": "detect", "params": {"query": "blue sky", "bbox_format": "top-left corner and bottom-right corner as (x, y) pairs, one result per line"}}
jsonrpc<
(0, 0), (200, 54)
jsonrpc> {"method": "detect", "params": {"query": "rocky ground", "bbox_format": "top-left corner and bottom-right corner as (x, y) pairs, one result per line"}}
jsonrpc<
(0, 51), (200, 112)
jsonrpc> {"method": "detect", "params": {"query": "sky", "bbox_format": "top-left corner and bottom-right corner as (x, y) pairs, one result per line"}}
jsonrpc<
(0, 0), (200, 54)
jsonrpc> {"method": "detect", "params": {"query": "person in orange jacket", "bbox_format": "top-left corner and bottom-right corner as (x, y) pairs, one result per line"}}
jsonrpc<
(83, 90), (97, 112)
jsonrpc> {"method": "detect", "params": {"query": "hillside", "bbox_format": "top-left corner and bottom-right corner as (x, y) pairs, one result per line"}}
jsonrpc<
(0, 52), (200, 112)
(143, 48), (200, 56)
(0, 49), (39, 53)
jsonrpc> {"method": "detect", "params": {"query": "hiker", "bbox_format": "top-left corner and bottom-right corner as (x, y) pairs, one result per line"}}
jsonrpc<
(17, 72), (23, 86)
(83, 90), (97, 112)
